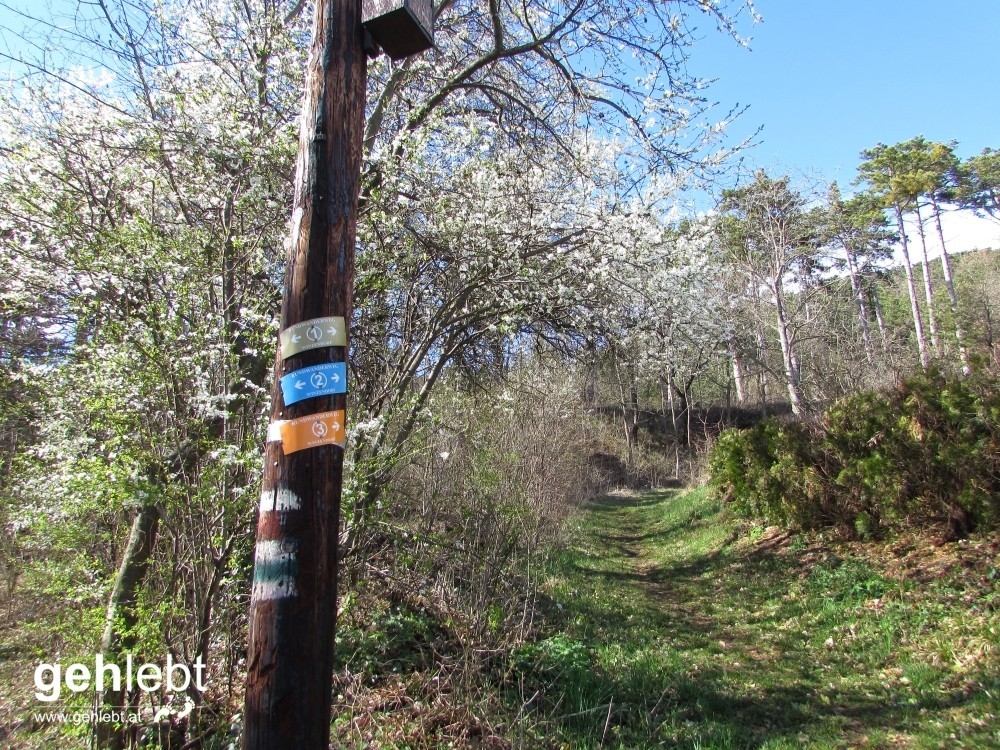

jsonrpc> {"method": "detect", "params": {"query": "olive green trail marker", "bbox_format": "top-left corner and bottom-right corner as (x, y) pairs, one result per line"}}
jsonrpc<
(279, 316), (347, 359)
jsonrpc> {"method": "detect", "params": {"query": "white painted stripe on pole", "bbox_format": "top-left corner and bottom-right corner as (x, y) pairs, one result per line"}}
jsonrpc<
(259, 488), (302, 513)
(251, 578), (297, 601)
(254, 540), (291, 563)
(266, 421), (288, 442)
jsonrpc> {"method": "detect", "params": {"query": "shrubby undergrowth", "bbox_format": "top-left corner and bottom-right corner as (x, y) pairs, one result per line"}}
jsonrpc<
(710, 370), (1000, 538)
(328, 364), (613, 745)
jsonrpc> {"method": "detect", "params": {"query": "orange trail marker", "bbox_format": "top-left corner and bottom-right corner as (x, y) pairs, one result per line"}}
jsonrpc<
(278, 410), (346, 454)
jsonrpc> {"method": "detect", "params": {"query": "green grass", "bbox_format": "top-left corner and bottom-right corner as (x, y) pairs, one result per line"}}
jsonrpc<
(509, 487), (1000, 749)
(6, 486), (995, 749)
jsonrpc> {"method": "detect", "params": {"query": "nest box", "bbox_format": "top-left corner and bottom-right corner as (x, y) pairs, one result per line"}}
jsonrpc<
(362, 0), (434, 60)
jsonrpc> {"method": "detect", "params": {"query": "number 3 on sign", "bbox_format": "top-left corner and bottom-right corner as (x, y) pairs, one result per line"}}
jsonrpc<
(278, 411), (346, 454)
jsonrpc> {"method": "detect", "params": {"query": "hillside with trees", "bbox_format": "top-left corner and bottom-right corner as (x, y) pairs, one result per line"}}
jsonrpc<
(0, 0), (997, 748)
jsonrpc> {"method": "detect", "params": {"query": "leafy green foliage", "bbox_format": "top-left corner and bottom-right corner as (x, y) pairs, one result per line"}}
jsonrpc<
(337, 599), (445, 678)
(709, 419), (824, 528)
(710, 371), (1000, 536)
(512, 634), (596, 686)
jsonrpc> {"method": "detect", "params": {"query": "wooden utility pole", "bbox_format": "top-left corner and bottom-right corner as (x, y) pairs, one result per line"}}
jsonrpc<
(242, 0), (366, 745)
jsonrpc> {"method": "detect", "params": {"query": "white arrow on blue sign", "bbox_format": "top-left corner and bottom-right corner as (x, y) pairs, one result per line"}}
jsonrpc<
(280, 362), (347, 406)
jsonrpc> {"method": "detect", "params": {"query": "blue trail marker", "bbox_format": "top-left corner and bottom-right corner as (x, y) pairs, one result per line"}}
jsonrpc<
(280, 362), (347, 406)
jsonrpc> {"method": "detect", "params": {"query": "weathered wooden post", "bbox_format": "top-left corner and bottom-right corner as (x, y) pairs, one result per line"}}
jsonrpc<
(242, 0), (432, 747)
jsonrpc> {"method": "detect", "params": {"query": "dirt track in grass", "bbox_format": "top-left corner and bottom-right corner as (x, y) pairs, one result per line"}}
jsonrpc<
(528, 487), (1000, 749)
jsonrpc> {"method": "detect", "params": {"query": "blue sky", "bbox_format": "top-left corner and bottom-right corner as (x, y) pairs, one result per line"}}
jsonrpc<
(686, 0), (1000, 251)
(692, 1), (1000, 187)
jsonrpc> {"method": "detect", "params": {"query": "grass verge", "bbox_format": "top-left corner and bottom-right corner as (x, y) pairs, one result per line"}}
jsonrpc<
(511, 487), (999, 749)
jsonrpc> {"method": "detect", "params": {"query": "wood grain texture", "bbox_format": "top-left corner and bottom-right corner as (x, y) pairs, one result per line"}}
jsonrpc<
(243, 0), (366, 746)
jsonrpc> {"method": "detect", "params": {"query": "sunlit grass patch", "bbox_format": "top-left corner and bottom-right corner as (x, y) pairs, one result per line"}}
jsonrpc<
(521, 486), (1000, 749)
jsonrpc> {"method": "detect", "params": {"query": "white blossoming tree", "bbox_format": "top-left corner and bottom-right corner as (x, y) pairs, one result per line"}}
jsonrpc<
(1, 0), (755, 738)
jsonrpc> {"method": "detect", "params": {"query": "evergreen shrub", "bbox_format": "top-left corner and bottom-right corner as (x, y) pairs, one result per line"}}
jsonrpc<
(709, 371), (1000, 537)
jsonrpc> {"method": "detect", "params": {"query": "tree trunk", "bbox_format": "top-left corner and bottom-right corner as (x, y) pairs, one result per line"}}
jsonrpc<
(672, 379), (690, 447)
(97, 503), (160, 750)
(630, 378), (640, 448)
(729, 335), (746, 403)
(843, 242), (875, 364)
(869, 281), (889, 353)
(662, 371), (681, 478)
(196, 537), (238, 668)
(929, 195), (970, 374)
(985, 293), (1000, 367)
(914, 202), (941, 355)
(614, 355), (636, 468)
(750, 288), (769, 416)
(657, 374), (670, 433)
(892, 203), (930, 369)
(685, 380), (693, 479)
(773, 284), (803, 415)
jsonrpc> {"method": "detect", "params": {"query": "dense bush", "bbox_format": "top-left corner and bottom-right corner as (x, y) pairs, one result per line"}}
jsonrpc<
(709, 419), (825, 528)
(710, 371), (1000, 538)
(340, 363), (602, 670)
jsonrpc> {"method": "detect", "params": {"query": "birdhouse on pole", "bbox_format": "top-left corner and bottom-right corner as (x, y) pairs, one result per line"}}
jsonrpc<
(362, 0), (434, 60)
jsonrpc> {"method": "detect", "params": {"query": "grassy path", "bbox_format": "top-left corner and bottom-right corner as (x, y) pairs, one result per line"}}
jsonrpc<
(516, 487), (999, 749)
